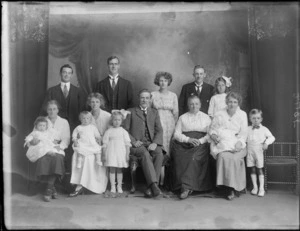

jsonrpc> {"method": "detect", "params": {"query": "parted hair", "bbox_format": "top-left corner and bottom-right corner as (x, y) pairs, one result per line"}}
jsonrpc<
(154, 72), (173, 86)
(107, 56), (120, 65)
(60, 64), (73, 74)
(226, 91), (242, 105)
(44, 100), (61, 113)
(187, 95), (201, 104)
(249, 109), (263, 118)
(214, 77), (231, 94)
(138, 89), (152, 97)
(193, 65), (206, 73)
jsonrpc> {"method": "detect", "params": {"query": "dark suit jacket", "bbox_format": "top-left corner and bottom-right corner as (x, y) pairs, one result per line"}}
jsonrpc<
(41, 84), (84, 131)
(123, 107), (164, 147)
(178, 81), (214, 116)
(94, 76), (134, 112)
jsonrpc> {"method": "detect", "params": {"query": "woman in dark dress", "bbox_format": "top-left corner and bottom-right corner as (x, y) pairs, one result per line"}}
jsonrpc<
(34, 100), (70, 202)
(171, 95), (212, 199)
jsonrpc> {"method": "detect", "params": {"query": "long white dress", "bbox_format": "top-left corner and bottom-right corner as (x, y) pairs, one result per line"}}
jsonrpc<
(102, 127), (132, 168)
(209, 107), (248, 191)
(70, 110), (110, 194)
(72, 124), (101, 156)
(151, 91), (178, 155)
(208, 93), (227, 118)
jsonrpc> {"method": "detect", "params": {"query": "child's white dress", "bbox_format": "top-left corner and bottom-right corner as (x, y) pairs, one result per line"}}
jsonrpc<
(209, 113), (238, 158)
(102, 127), (132, 168)
(208, 93), (227, 118)
(25, 130), (56, 162)
(72, 124), (102, 156)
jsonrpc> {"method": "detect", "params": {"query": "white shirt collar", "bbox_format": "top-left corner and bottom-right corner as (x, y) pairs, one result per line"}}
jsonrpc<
(195, 82), (203, 87)
(109, 74), (119, 80)
(61, 82), (70, 91)
(140, 106), (147, 112)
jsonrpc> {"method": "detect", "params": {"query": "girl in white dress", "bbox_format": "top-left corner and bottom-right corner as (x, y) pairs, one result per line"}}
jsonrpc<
(208, 76), (232, 118)
(102, 110), (131, 193)
(25, 116), (57, 163)
(72, 111), (102, 168)
(151, 71), (178, 189)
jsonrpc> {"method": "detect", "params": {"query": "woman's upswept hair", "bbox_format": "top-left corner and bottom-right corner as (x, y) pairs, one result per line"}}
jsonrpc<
(43, 100), (61, 113)
(154, 72), (173, 86)
(226, 92), (242, 105)
(87, 92), (106, 109)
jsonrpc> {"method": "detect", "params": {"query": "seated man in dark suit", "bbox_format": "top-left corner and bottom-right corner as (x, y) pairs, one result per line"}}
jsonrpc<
(178, 65), (214, 116)
(42, 64), (85, 173)
(94, 56), (134, 112)
(123, 89), (164, 198)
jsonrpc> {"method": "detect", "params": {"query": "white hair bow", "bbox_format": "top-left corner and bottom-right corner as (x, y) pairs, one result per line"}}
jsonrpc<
(222, 76), (232, 87)
(111, 109), (131, 118)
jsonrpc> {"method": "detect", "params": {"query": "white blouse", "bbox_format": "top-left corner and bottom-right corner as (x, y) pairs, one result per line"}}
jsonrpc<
(208, 93), (227, 117)
(174, 111), (211, 144)
(209, 107), (248, 148)
(91, 109), (111, 137)
(46, 116), (71, 155)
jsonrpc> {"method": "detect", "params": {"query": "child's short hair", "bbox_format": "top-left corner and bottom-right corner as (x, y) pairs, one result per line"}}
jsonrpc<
(249, 109), (263, 118)
(214, 77), (231, 94)
(110, 110), (128, 126)
(34, 116), (48, 129)
(79, 111), (92, 121)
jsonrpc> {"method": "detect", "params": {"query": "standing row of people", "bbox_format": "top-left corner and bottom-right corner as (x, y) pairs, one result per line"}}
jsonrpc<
(25, 55), (275, 202)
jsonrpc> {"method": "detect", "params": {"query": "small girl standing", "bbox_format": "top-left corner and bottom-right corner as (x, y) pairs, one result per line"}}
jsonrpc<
(208, 76), (232, 118)
(247, 109), (275, 197)
(72, 111), (102, 168)
(102, 110), (132, 193)
(25, 116), (57, 162)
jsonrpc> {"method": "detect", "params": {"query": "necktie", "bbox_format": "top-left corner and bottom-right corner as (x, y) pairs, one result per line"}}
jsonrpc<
(111, 78), (116, 90)
(196, 86), (201, 95)
(142, 109), (147, 118)
(63, 84), (68, 98)
(252, 125), (260, 130)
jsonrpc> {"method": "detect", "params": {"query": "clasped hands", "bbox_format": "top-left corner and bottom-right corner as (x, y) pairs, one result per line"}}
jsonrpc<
(132, 140), (157, 151)
(188, 138), (201, 147)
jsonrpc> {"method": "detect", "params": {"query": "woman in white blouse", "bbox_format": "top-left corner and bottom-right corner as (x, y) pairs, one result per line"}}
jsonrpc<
(171, 95), (212, 199)
(69, 93), (110, 197)
(209, 92), (248, 200)
(34, 100), (70, 202)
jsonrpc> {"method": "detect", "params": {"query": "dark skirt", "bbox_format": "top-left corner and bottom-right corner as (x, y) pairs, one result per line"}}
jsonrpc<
(35, 153), (65, 177)
(171, 131), (212, 192)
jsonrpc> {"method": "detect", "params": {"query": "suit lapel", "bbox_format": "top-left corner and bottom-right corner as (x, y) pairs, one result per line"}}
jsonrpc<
(135, 107), (145, 121)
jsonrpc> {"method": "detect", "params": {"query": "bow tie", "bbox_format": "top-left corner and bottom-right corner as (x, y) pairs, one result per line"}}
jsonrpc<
(252, 125), (260, 130)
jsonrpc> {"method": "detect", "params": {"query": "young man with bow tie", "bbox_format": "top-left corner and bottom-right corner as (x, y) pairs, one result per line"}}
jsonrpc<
(94, 56), (134, 113)
(178, 65), (214, 116)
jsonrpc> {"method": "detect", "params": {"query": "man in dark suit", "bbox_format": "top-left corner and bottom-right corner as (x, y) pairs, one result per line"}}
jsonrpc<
(94, 56), (134, 112)
(124, 89), (164, 198)
(42, 64), (84, 173)
(178, 65), (214, 116)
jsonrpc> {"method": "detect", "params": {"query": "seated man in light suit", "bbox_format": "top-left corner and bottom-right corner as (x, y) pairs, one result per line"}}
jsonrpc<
(123, 89), (165, 198)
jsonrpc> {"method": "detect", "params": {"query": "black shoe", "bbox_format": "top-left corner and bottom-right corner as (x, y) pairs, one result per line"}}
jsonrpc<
(69, 187), (84, 197)
(151, 183), (161, 198)
(43, 189), (52, 202)
(144, 188), (152, 198)
(179, 189), (190, 200)
(52, 187), (58, 199)
(227, 190), (235, 201)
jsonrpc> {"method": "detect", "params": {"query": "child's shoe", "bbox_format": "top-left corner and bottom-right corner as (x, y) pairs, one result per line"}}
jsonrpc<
(111, 186), (116, 193)
(117, 185), (123, 194)
(251, 188), (258, 195)
(258, 189), (265, 197)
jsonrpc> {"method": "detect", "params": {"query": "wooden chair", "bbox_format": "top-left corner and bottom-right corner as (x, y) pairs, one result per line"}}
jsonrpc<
(264, 142), (299, 194)
(129, 154), (170, 193)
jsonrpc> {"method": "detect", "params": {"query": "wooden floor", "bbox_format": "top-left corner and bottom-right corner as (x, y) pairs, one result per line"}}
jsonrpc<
(4, 173), (299, 229)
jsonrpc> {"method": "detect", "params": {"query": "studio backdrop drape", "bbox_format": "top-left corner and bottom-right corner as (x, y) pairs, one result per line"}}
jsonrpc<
(248, 4), (298, 142)
(8, 3), (49, 178)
